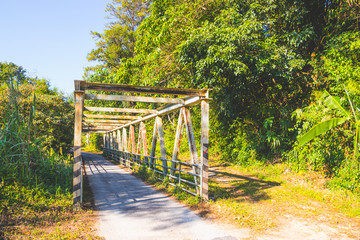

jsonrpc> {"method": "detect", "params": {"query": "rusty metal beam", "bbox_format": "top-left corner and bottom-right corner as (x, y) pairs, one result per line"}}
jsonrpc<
(75, 80), (208, 96)
(137, 122), (148, 155)
(83, 123), (124, 127)
(83, 114), (141, 120)
(149, 117), (167, 174)
(129, 125), (136, 153)
(149, 118), (158, 169)
(85, 93), (184, 104)
(83, 126), (118, 130)
(141, 122), (148, 156)
(83, 129), (108, 133)
(117, 129), (122, 151)
(84, 106), (157, 114)
(84, 119), (131, 124)
(122, 128), (128, 152)
(170, 109), (185, 176)
(109, 96), (211, 132)
(183, 107), (200, 193)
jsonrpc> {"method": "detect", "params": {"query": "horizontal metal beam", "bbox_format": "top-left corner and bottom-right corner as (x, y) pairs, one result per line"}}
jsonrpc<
(84, 119), (131, 124)
(84, 107), (157, 114)
(83, 123), (124, 126)
(109, 96), (211, 133)
(82, 129), (108, 133)
(83, 114), (141, 120)
(85, 93), (184, 104)
(83, 126), (118, 130)
(75, 80), (208, 96)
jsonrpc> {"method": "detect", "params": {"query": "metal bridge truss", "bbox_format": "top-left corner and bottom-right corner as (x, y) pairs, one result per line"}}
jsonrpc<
(73, 80), (210, 209)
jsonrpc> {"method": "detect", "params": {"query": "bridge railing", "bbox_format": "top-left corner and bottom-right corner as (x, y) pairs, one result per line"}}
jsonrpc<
(103, 147), (201, 196)
(73, 81), (209, 209)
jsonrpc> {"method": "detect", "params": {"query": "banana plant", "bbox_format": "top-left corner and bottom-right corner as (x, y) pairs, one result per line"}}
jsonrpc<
(298, 88), (360, 163)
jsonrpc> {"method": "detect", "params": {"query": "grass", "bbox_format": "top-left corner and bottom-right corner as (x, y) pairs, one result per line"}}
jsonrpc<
(234, 162), (360, 217)
(133, 156), (360, 235)
(200, 160), (360, 235)
(108, 150), (359, 236)
(0, 174), (101, 239)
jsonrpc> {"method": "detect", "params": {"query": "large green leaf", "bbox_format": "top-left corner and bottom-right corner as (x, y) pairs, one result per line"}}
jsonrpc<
(298, 117), (348, 145)
(324, 92), (350, 118)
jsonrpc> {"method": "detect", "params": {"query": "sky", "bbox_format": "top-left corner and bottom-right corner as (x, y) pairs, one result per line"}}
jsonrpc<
(0, 0), (112, 95)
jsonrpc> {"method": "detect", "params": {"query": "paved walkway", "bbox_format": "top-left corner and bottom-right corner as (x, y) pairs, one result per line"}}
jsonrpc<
(83, 152), (244, 240)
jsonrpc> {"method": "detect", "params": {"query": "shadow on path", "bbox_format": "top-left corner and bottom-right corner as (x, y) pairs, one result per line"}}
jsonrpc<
(83, 152), (244, 240)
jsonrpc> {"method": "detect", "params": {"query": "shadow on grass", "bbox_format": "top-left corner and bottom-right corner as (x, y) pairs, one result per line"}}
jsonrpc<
(209, 169), (281, 202)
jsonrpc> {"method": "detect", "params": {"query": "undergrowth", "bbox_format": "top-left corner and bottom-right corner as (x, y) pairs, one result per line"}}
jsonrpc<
(0, 79), (76, 238)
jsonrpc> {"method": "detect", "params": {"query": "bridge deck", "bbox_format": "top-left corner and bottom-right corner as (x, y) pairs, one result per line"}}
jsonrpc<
(83, 152), (242, 240)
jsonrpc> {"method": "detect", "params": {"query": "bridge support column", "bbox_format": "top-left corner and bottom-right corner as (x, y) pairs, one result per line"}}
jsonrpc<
(200, 92), (210, 200)
(73, 90), (85, 209)
(129, 125), (136, 153)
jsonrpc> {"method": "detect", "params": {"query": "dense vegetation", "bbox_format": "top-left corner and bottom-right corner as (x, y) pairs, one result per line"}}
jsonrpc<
(86, 0), (360, 194)
(0, 62), (74, 236)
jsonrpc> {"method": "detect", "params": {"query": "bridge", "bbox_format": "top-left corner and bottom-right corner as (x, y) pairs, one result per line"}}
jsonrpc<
(72, 80), (211, 209)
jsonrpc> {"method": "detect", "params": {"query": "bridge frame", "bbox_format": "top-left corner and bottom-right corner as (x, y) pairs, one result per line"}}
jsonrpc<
(73, 80), (210, 209)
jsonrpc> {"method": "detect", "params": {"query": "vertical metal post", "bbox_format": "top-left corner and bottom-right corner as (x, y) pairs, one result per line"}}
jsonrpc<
(73, 90), (84, 209)
(105, 133), (107, 149)
(178, 162), (182, 188)
(117, 129), (122, 151)
(110, 131), (113, 150)
(141, 122), (148, 156)
(117, 129), (121, 161)
(156, 117), (167, 175)
(171, 109), (184, 176)
(113, 131), (116, 155)
(183, 107), (200, 193)
(103, 134), (106, 150)
(123, 128), (128, 165)
(200, 92), (209, 200)
(137, 124), (141, 154)
(130, 125), (136, 153)
(150, 119), (158, 169)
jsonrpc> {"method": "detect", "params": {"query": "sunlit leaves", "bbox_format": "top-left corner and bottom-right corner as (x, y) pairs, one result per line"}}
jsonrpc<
(87, 0), (149, 70)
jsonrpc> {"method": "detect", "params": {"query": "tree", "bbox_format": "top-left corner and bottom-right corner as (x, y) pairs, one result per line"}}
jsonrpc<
(0, 64), (74, 153)
(87, 0), (149, 70)
(0, 62), (27, 85)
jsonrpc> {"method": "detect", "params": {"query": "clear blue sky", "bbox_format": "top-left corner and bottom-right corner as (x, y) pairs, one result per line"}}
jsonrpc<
(0, 0), (111, 95)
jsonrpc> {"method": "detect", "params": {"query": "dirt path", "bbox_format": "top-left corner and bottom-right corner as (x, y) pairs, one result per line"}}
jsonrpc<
(83, 152), (247, 240)
(205, 164), (360, 240)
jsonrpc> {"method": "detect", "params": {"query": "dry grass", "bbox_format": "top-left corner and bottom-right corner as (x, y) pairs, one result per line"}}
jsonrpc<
(189, 161), (360, 238)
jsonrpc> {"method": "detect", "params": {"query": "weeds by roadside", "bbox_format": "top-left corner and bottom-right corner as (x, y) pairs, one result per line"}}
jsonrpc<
(0, 174), (102, 240)
(0, 79), (101, 239)
(130, 158), (360, 237)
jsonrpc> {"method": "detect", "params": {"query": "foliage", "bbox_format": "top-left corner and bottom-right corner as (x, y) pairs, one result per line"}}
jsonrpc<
(312, 31), (360, 96)
(0, 62), (27, 85)
(87, 0), (149, 70)
(82, 133), (103, 152)
(0, 64), (74, 237)
(298, 91), (353, 146)
(85, 0), (360, 194)
(289, 89), (360, 191)
(0, 62), (74, 153)
(288, 28), (360, 191)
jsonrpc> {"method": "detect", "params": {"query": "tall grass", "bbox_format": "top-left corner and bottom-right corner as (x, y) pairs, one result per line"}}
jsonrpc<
(0, 79), (73, 229)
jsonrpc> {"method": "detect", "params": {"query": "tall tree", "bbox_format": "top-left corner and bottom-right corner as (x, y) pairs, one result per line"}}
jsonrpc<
(87, 0), (149, 70)
(0, 62), (27, 85)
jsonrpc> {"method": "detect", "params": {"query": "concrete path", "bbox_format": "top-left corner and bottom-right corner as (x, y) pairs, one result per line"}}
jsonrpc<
(83, 152), (245, 240)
